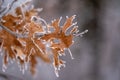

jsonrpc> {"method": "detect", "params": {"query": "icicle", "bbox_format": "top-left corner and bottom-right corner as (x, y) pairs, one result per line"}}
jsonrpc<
(53, 61), (59, 77)
(22, 66), (25, 74)
(54, 67), (59, 77)
(54, 62), (66, 77)
(18, 61), (21, 70)
(19, 64), (25, 74)
(24, 62), (28, 70)
(2, 64), (7, 72)
(67, 48), (74, 59)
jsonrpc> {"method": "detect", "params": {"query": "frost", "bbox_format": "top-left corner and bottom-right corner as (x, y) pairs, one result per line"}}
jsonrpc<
(0, 0), (83, 77)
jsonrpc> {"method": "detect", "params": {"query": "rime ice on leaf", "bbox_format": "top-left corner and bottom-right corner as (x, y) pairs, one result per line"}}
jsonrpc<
(41, 15), (78, 76)
(0, 0), (81, 77)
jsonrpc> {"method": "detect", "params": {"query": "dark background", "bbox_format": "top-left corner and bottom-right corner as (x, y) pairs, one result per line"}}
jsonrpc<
(1, 0), (120, 80)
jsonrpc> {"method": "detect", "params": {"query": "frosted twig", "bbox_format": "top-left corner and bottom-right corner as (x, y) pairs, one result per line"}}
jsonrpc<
(0, 24), (28, 38)
(75, 29), (88, 37)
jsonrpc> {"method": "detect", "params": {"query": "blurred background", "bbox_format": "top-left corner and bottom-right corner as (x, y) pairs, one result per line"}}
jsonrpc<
(1, 0), (120, 80)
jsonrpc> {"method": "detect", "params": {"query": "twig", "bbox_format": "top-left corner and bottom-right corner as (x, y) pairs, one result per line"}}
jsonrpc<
(0, 24), (28, 38)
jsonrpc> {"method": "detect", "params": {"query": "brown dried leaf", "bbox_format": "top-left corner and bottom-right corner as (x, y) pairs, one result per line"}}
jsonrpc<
(0, 0), (79, 76)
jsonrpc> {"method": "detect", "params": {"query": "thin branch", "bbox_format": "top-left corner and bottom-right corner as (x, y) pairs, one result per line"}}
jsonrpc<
(0, 24), (28, 38)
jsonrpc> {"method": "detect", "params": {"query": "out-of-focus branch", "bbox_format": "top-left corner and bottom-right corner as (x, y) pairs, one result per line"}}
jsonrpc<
(0, 0), (17, 19)
(0, 72), (23, 80)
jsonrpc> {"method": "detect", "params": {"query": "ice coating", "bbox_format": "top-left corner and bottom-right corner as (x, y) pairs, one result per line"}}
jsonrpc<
(0, 0), (84, 77)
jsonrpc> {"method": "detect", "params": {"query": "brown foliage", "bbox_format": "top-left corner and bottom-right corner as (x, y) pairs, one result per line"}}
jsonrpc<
(0, 1), (78, 76)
